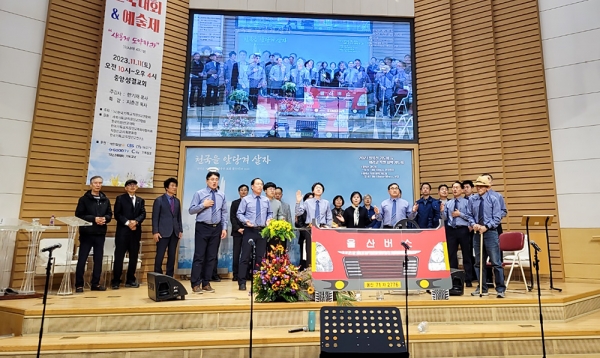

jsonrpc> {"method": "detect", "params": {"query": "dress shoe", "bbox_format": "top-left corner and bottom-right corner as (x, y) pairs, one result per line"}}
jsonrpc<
(239, 283), (247, 291)
(75, 287), (84, 293)
(125, 282), (140, 288)
(111, 284), (120, 290)
(91, 285), (106, 291)
(211, 276), (221, 282)
(192, 285), (203, 294)
(202, 284), (215, 293)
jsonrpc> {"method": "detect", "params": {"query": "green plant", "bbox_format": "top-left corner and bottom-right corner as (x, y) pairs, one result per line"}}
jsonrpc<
(281, 82), (297, 93)
(228, 89), (249, 103)
(260, 219), (295, 242)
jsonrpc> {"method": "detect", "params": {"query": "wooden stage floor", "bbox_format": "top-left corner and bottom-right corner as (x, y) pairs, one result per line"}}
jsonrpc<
(0, 281), (599, 358)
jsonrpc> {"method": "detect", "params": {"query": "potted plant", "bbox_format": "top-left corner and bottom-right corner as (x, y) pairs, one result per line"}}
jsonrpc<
(281, 82), (297, 97)
(228, 89), (249, 114)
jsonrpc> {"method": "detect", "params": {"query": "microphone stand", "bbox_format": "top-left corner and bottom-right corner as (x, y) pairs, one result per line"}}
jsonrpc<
(248, 239), (256, 358)
(37, 247), (57, 358)
(532, 244), (546, 358)
(402, 242), (410, 357)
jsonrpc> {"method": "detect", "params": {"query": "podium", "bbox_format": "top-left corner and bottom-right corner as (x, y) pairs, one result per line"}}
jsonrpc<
(19, 222), (61, 294)
(521, 215), (561, 292)
(56, 217), (92, 295)
(0, 219), (29, 295)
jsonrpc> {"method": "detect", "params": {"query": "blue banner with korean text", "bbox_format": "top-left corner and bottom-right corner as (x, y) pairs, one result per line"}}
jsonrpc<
(177, 146), (414, 274)
(86, 0), (167, 188)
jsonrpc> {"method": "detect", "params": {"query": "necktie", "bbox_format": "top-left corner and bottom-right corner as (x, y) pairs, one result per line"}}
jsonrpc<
(315, 200), (320, 224)
(452, 199), (458, 227)
(391, 199), (397, 225)
(170, 196), (175, 214)
(131, 196), (135, 208)
(354, 206), (359, 226)
(211, 190), (219, 224)
(256, 196), (261, 226)
(478, 197), (484, 225)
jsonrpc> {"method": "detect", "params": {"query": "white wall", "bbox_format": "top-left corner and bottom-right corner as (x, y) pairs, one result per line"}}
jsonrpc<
(540, 0), (600, 229)
(0, 0), (49, 221)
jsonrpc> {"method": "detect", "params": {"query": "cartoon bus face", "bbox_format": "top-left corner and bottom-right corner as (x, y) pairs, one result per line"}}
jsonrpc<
(310, 225), (452, 291)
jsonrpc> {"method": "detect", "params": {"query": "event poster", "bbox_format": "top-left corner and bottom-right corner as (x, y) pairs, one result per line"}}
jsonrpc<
(86, 0), (168, 188)
(177, 147), (414, 274)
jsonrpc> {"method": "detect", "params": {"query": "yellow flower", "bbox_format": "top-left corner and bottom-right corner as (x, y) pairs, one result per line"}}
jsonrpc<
(291, 282), (298, 290)
(307, 286), (315, 295)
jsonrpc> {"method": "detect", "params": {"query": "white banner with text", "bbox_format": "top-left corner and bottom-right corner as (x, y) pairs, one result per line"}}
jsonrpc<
(87, 0), (168, 188)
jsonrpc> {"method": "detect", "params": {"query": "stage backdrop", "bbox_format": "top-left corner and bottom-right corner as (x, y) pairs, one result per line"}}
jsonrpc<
(177, 146), (414, 274)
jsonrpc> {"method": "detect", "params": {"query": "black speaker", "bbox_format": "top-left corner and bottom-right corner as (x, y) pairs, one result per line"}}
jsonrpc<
(147, 272), (188, 302)
(449, 269), (465, 296)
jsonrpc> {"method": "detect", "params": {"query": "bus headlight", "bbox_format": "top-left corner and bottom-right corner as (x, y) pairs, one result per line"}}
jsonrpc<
(428, 242), (447, 271)
(315, 242), (333, 272)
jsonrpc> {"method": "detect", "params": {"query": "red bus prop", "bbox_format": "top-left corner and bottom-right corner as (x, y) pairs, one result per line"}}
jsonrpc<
(310, 225), (452, 291)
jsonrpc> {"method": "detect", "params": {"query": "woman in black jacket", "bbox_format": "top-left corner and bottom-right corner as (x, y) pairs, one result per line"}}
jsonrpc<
(343, 191), (376, 229)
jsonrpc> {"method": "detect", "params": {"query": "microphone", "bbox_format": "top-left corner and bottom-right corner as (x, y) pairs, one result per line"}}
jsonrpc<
(530, 240), (542, 252)
(248, 238), (255, 247)
(288, 327), (308, 333)
(401, 241), (411, 250)
(41, 243), (62, 253)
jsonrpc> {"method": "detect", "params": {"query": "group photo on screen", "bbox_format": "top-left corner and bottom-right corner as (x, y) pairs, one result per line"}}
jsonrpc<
(184, 13), (415, 141)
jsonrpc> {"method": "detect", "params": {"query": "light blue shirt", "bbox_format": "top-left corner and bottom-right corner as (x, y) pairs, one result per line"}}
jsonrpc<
(378, 198), (414, 226)
(236, 193), (273, 227)
(465, 192), (501, 229)
(488, 188), (507, 218)
(188, 187), (228, 230)
(295, 197), (333, 227)
(441, 197), (470, 228)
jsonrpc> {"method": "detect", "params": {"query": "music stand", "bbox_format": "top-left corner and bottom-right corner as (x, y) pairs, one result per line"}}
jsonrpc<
(19, 223), (61, 294)
(521, 215), (561, 292)
(55, 217), (92, 295)
(320, 306), (409, 358)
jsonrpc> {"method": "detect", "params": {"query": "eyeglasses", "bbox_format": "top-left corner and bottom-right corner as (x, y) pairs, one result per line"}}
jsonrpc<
(389, 186), (399, 190)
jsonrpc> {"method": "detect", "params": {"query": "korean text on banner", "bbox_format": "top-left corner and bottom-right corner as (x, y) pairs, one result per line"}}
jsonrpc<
(86, 0), (168, 188)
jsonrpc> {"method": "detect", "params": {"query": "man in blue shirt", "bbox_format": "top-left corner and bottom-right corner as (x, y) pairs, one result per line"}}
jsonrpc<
(442, 181), (474, 286)
(188, 171), (228, 294)
(411, 183), (441, 229)
(236, 178), (273, 291)
(466, 176), (505, 298)
(377, 183), (413, 228)
(295, 182), (333, 228)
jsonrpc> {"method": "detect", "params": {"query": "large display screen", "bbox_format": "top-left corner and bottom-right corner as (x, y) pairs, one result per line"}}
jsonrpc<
(177, 146), (415, 274)
(183, 13), (415, 141)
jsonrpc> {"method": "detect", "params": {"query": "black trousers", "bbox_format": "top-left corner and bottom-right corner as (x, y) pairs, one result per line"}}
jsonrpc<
(154, 233), (179, 277)
(75, 234), (105, 288)
(211, 236), (222, 278)
(238, 227), (266, 285)
(298, 230), (311, 270)
(232, 234), (243, 279)
(190, 222), (221, 287)
(112, 234), (140, 285)
(206, 84), (219, 106)
(446, 226), (474, 282)
(249, 87), (260, 109)
(189, 79), (203, 106)
(468, 229), (477, 281)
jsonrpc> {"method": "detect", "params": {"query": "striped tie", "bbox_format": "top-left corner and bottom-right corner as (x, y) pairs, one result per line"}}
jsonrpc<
(391, 199), (397, 225)
(211, 190), (219, 224)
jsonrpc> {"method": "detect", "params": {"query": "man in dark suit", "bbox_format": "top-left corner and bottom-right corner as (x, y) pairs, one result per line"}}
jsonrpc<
(230, 184), (248, 281)
(152, 177), (183, 277)
(111, 179), (146, 289)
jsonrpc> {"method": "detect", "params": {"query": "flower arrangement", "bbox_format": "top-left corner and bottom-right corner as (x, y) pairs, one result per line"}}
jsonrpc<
(281, 82), (297, 93)
(260, 219), (295, 242)
(220, 112), (255, 137)
(228, 89), (249, 103)
(278, 98), (306, 115)
(253, 244), (311, 302)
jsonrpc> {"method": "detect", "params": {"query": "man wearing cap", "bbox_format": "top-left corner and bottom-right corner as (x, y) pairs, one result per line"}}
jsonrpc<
(111, 179), (146, 289)
(466, 176), (506, 298)
(204, 53), (220, 107)
(248, 53), (266, 110)
(188, 171), (228, 294)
